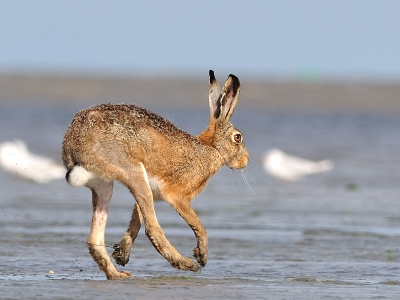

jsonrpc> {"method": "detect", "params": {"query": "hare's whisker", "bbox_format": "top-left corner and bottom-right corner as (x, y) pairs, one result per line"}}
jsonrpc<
(241, 169), (257, 197)
(231, 169), (239, 195)
(244, 168), (259, 186)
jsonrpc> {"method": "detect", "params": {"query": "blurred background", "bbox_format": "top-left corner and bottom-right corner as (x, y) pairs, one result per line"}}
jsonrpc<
(1, 0), (400, 80)
(1, 0), (400, 111)
(2, 1), (400, 298)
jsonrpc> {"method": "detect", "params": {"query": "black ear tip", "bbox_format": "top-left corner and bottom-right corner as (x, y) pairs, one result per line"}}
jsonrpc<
(229, 74), (239, 82)
(229, 74), (240, 89)
(209, 70), (215, 83)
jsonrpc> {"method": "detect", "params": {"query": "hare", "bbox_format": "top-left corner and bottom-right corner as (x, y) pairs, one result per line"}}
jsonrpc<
(62, 70), (249, 280)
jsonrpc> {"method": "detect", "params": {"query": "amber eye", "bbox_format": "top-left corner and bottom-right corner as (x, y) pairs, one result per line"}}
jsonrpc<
(232, 133), (242, 144)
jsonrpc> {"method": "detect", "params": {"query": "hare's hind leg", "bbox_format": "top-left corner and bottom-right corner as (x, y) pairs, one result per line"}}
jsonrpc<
(87, 177), (131, 280)
(121, 162), (199, 272)
(112, 202), (143, 266)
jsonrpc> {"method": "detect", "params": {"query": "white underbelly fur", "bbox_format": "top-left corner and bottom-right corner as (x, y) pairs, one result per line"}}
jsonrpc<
(148, 175), (164, 200)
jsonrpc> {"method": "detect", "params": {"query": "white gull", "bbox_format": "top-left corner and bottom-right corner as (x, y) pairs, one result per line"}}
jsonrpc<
(0, 140), (65, 184)
(262, 148), (333, 182)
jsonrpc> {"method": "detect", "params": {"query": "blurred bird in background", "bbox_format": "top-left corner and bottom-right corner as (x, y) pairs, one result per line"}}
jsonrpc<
(262, 148), (334, 183)
(0, 140), (65, 184)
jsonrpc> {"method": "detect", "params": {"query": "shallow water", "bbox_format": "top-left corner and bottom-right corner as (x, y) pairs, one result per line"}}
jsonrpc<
(1, 101), (400, 299)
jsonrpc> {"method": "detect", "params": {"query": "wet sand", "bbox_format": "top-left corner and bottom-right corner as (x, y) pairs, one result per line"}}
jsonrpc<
(1, 73), (400, 299)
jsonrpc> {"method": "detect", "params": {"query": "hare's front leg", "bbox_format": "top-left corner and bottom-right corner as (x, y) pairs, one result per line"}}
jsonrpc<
(87, 178), (131, 280)
(171, 201), (208, 267)
(112, 202), (143, 266)
(122, 163), (200, 272)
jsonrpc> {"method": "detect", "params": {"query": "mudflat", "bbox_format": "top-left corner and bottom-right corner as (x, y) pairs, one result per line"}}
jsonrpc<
(1, 73), (400, 112)
(1, 73), (400, 299)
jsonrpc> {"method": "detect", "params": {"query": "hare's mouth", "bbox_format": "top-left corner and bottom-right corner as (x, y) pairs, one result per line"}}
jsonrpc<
(227, 161), (248, 170)
(227, 154), (249, 170)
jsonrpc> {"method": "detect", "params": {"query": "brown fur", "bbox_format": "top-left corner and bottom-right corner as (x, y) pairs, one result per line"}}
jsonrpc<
(62, 71), (249, 279)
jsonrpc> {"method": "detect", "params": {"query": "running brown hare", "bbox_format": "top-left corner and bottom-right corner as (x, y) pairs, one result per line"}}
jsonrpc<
(62, 70), (249, 279)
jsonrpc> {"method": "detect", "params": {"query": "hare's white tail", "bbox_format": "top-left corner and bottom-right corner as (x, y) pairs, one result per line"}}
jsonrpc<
(66, 165), (93, 187)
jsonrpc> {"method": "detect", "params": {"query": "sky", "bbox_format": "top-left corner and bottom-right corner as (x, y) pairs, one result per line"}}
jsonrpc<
(1, 0), (400, 80)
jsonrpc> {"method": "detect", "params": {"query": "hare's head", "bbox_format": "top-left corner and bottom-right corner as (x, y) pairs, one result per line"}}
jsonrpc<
(200, 70), (249, 170)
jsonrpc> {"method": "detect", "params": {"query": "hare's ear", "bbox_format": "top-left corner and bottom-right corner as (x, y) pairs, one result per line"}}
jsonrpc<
(220, 74), (240, 121)
(208, 70), (223, 119)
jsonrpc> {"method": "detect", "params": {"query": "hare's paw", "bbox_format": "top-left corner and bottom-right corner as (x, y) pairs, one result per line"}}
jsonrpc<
(106, 270), (131, 280)
(193, 246), (208, 267)
(112, 242), (131, 267)
(170, 257), (200, 272)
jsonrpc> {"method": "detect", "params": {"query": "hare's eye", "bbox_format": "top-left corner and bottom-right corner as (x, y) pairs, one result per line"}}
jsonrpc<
(232, 133), (242, 144)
